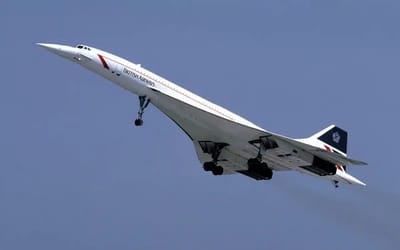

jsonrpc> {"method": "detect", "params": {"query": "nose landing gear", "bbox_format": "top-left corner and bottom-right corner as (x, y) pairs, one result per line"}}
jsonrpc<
(135, 96), (150, 126)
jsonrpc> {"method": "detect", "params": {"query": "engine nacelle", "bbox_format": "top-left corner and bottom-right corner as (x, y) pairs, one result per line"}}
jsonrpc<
(300, 156), (337, 176)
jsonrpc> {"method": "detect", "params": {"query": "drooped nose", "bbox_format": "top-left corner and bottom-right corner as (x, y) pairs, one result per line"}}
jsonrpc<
(37, 43), (77, 60)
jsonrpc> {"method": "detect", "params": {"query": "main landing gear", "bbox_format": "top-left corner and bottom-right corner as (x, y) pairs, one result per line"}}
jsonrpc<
(199, 141), (228, 176)
(203, 161), (224, 176)
(134, 96), (150, 126)
(246, 158), (273, 180)
(243, 136), (276, 180)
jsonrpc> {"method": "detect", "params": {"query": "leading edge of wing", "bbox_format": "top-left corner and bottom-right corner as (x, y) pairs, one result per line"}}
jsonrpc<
(148, 86), (273, 142)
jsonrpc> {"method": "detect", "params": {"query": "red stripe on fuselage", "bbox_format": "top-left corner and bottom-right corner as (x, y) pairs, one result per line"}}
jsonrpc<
(324, 145), (344, 172)
(98, 54), (109, 69)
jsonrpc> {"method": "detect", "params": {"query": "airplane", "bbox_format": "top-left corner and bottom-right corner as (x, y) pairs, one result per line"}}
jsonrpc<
(37, 43), (367, 188)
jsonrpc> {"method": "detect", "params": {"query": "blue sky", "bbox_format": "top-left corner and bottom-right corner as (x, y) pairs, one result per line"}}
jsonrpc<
(1, 1), (399, 249)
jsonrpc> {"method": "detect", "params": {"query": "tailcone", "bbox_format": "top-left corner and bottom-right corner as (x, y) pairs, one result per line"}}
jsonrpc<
(336, 170), (366, 187)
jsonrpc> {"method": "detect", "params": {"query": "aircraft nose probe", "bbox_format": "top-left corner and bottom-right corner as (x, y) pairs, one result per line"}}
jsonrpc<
(36, 43), (58, 50)
(37, 43), (64, 55)
(36, 43), (77, 60)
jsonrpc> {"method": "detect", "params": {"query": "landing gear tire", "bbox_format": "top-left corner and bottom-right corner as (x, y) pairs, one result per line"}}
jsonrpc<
(258, 162), (273, 180)
(211, 166), (223, 176)
(203, 161), (223, 175)
(263, 167), (273, 180)
(333, 180), (339, 188)
(134, 119), (143, 126)
(247, 158), (261, 169)
(247, 158), (273, 180)
(203, 162), (216, 172)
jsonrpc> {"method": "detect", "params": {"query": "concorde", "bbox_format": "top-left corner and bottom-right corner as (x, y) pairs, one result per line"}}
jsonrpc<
(37, 43), (367, 187)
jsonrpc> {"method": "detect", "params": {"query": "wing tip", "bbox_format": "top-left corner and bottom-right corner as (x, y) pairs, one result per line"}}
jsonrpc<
(351, 159), (368, 166)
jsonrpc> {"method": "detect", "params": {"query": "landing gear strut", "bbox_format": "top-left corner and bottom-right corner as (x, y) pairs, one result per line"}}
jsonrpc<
(134, 96), (150, 126)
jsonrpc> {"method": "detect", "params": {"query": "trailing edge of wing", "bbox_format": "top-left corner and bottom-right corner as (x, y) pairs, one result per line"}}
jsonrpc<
(315, 148), (367, 166)
(279, 137), (368, 166)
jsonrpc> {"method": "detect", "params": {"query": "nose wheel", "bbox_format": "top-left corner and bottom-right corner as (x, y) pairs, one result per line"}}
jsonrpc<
(134, 119), (144, 126)
(135, 96), (150, 126)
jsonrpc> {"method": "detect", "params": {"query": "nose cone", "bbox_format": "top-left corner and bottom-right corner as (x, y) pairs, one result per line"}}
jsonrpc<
(37, 43), (77, 60)
(37, 43), (59, 52)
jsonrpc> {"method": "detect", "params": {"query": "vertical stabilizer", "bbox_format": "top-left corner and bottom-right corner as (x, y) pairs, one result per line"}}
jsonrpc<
(311, 125), (348, 155)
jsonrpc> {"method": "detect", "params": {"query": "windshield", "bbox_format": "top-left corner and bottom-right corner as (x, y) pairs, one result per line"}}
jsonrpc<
(76, 44), (91, 51)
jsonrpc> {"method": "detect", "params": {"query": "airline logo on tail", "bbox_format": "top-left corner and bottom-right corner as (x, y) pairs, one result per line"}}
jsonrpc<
(332, 131), (341, 143)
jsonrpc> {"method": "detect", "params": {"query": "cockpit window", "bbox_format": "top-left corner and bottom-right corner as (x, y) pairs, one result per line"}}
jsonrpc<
(76, 45), (91, 51)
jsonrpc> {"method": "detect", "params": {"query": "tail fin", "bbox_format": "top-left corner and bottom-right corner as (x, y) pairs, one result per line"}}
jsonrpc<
(311, 125), (348, 155)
